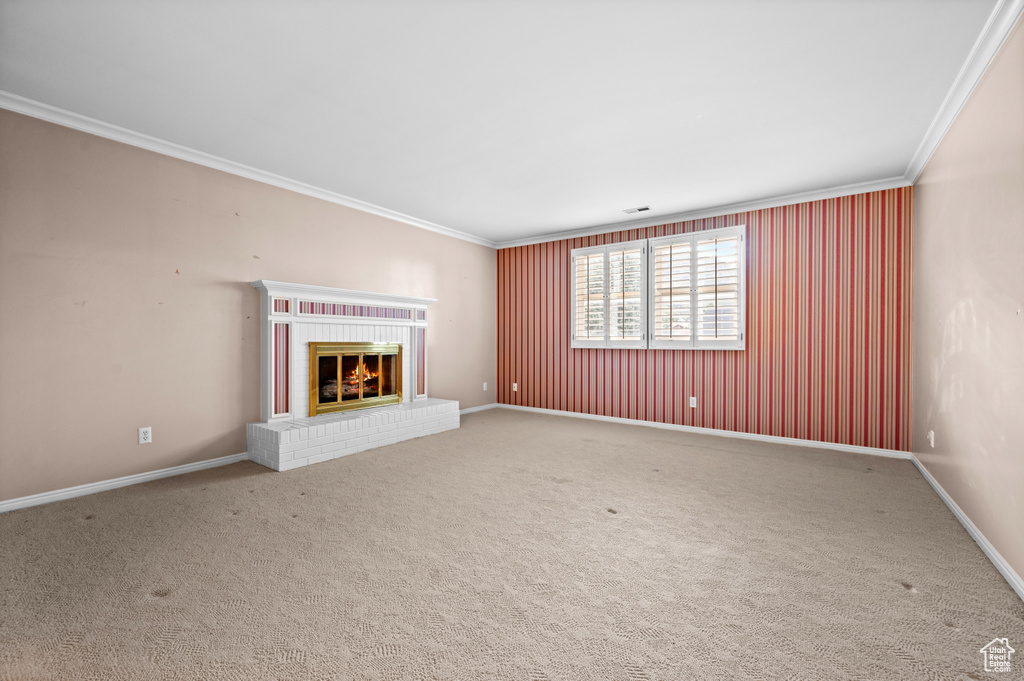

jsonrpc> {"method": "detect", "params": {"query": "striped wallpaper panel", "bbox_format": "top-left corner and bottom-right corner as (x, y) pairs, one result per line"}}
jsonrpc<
(298, 301), (412, 319)
(497, 188), (913, 450)
(416, 327), (426, 396)
(273, 322), (290, 416)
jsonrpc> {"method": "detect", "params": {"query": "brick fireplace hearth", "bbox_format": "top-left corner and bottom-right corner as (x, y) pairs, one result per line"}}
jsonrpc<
(246, 280), (459, 471)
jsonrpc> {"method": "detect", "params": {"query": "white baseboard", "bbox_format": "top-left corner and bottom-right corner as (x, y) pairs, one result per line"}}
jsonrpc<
(460, 403), (500, 415)
(0, 452), (249, 514)
(3, 404), (1021, 604)
(495, 402), (1024, 603)
(496, 403), (913, 459)
(909, 458), (1024, 603)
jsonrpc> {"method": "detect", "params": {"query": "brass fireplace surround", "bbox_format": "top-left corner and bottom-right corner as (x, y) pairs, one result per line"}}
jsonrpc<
(308, 342), (402, 416)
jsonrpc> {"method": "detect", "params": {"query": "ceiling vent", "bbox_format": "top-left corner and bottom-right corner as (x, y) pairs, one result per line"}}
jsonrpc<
(623, 206), (650, 214)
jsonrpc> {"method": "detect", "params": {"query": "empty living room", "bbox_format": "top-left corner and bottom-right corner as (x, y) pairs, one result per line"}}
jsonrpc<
(2, 1), (1023, 679)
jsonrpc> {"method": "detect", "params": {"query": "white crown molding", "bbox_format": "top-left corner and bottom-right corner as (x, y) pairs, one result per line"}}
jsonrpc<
(904, 0), (1024, 182)
(492, 1), (1024, 250)
(0, 452), (248, 514)
(5, 0), (1022, 255)
(494, 175), (911, 249)
(0, 86), (910, 250)
(0, 90), (499, 249)
(251, 279), (436, 307)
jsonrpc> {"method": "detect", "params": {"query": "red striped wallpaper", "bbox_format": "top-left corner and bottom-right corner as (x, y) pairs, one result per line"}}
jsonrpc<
(297, 301), (412, 319)
(273, 322), (290, 416)
(416, 327), (427, 396)
(497, 188), (913, 450)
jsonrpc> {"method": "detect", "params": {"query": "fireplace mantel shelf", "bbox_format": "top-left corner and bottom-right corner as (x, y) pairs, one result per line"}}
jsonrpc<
(251, 279), (434, 422)
(248, 280), (455, 472)
(251, 280), (436, 308)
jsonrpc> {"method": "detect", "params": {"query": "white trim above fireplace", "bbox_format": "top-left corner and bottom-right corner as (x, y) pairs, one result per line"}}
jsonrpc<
(252, 280), (437, 309)
(250, 280), (435, 423)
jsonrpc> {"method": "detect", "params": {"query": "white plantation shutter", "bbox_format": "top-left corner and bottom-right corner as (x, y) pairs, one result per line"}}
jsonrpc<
(573, 252), (605, 342)
(572, 227), (743, 350)
(696, 234), (741, 343)
(571, 241), (647, 348)
(649, 225), (745, 349)
(652, 241), (692, 342)
(609, 247), (645, 341)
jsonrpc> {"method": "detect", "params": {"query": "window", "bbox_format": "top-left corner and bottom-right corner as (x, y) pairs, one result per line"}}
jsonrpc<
(650, 239), (693, 344)
(571, 240), (647, 348)
(650, 226), (745, 349)
(570, 226), (745, 350)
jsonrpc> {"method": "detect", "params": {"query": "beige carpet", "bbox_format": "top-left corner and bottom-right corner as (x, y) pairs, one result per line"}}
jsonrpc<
(1, 409), (1021, 680)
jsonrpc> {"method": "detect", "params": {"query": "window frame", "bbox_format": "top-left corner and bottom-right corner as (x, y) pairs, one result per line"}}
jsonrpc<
(648, 225), (746, 350)
(570, 239), (648, 349)
(569, 225), (746, 352)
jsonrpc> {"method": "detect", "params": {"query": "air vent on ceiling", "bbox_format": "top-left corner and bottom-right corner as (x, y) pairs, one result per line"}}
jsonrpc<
(623, 206), (650, 214)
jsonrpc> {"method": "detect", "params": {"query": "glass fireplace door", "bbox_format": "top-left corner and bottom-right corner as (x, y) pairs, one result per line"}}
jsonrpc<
(308, 342), (402, 416)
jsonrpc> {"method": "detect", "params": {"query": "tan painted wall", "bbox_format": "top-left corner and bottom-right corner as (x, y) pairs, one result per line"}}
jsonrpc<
(913, 19), (1024, 579)
(0, 110), (496, 502)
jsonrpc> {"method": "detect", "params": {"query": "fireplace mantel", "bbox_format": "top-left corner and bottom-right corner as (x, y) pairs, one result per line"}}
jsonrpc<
(251, 280), (435, 423)
(251, 280), (437, 310)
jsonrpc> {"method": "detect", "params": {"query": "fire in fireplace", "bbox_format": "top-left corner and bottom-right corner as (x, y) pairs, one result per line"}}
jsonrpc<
(308, 342), (401, 416)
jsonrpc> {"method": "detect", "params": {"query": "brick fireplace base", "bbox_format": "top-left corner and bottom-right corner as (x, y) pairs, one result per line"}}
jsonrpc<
(247, 398), (459, 471)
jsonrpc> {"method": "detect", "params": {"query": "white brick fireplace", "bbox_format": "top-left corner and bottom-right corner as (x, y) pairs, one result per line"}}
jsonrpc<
(246, 280), (459, 471)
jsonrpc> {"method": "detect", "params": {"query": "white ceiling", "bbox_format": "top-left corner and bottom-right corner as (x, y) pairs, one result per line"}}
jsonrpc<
(0, 0), (1008, 246)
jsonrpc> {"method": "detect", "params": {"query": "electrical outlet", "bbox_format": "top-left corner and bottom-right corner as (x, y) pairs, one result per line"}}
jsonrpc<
(927, 430), (935, 448)
(689, 396), (697, 408)
(483, 382), (487, 391)
(138, 427), (152, 445)
(512, 382), (518, 392)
